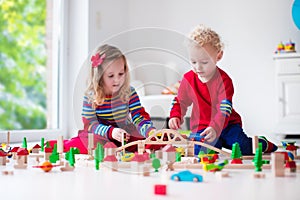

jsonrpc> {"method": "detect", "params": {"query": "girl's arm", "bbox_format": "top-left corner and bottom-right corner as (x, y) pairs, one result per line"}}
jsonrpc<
(81, 96), (114, 140)
(128, 87), (155, 137)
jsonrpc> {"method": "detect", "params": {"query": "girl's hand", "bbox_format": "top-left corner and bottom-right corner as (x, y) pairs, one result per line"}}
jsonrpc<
(200, 127), (217, 143)
(112, 128), (130, 142)
(148, 129), (157, 137)
(168, 117), (181, 130)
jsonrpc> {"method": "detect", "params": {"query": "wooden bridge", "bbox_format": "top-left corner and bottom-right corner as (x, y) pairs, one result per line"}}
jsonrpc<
(116, 129), (231, 157)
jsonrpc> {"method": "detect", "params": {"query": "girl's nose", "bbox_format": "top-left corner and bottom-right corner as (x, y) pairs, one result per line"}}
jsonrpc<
(113, 76), (120, 83)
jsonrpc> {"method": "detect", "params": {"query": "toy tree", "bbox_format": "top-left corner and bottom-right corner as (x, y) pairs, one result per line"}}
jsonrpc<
(252, 143), (269, 172)
(152, 158), (161, 172)
(198, 151), (205, 159)
(253, 143), (263, 172)
(45, 141), (51, 149)
(150, 153), (156, 159)
(40, 138), (45, 152)
(94, 143), (104, 170)
(65, 147), (75, 167)
(49, 143), (59, 163)
(22, 137), (27, 149)
(231, 142), (243, 164)
(175, 152), (181, 162)
(72, 148), (80, 154)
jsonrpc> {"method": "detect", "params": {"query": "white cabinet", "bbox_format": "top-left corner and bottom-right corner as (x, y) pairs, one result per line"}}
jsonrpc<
(273, 53), (300, 134)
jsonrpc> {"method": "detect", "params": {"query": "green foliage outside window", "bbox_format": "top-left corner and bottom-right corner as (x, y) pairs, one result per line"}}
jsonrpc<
(0, 0), (47, 130)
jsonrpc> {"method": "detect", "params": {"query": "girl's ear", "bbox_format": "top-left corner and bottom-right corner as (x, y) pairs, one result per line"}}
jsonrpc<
(216, 50), (223, 61)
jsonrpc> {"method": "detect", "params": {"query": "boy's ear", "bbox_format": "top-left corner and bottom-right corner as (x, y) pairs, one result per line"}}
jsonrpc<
(216, 51), (223, 61)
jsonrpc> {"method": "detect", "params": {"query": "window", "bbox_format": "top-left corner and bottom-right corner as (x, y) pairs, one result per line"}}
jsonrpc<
(0, 0), (66, 143)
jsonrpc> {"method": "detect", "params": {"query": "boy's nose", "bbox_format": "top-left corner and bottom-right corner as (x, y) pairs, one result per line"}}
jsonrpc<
(194, 65), (202, 72)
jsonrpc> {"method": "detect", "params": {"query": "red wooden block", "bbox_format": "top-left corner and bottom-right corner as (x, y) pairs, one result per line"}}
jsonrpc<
(154, 184), (167, 195)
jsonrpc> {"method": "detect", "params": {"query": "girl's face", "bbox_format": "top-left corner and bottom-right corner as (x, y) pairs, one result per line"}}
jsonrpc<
(189, 44), (223, 83)
(102, 57), (126, 95)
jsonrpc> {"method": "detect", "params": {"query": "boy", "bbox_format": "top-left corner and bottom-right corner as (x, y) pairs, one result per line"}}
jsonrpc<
(168, 25), (277, 155)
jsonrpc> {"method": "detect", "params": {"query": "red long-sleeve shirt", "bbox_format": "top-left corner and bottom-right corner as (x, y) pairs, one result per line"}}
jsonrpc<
(170, 67), (242, 136)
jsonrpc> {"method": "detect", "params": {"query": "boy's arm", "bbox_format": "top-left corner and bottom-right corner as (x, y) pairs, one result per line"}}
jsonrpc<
(81, 96), (114, 140)
(170, 77), (192, 122)
(128, 88), (155, 137)
(209, 77), (234, 136)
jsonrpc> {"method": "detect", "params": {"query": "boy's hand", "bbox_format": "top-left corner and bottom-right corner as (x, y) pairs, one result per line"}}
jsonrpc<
(200, 127), (217, 143)
(112, 128), (130, 142)
(168, 117), (181, 130)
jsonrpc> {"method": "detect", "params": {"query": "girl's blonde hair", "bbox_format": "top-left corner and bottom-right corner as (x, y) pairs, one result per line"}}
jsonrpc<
(85, 44), (131, 108)
(189, 24), (224, 52)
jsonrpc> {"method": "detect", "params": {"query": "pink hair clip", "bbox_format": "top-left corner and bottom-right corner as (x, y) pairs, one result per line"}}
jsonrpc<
(91, 53), (106, 68)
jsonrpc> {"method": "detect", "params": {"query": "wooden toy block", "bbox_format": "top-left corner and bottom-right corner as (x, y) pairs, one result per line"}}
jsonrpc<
(215, 171), (229, 178)
(29, 153), (44, 164)
(137, 140), (145, 155)
(242, 155), (271, 160)
(6, 131), (10, 150)
(60, 162), (75, 172)
(142, 165), (150, 176)
(161, 144), (176, 164)
(87, 133), (94, 159)
(57, 135), (64, 154)
(154, 184), (167, 195)
(2, 170), (14, 175)
(14, 162), (27, 169)
(0, 151), (7, 166)
(253, 172), (265, 178)
(225, 164), (271, 170)
(187, 142), (195, 157)
(252, 136), (259, 155)
(271, 152), (285, 177)
(155, 150), (162, 159)
(166, 161), (175, 171)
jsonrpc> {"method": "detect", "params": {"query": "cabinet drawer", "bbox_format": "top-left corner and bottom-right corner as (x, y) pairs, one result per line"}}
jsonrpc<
(276, 58), (300, 75)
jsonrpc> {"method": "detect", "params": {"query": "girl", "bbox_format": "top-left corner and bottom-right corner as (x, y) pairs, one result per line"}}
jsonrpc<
(63, 44), (156, 153)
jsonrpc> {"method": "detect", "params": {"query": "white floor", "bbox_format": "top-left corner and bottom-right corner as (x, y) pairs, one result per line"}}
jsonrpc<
(1, 151), (300, 200)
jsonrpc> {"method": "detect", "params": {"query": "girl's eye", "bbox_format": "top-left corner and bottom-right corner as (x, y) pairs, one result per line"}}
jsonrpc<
(191, 61), (196, 64)
(108, 75), (114, 78)
(119, 73), (124, 76)
(201, 62), (208, 65)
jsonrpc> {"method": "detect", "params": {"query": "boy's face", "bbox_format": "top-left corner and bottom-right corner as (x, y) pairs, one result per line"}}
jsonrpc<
(189, 44), (223, 82)
(102, 57), (126, 95)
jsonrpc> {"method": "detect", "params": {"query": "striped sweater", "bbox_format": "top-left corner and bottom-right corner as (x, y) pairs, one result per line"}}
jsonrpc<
(82, 87), (155, 140)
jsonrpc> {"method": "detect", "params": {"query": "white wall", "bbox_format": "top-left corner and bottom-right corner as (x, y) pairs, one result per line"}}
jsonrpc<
(67, 0), (89, 136)
(68, 0), (129, 136)
(68, 0), (300, 137)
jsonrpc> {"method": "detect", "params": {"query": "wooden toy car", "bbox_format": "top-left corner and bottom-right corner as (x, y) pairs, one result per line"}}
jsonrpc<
(171, 170), (203, 182)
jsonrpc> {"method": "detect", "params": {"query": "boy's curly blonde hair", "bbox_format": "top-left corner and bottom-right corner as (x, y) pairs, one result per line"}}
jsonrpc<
(85, 44), (131, 108)
(189, 24), (224, 52)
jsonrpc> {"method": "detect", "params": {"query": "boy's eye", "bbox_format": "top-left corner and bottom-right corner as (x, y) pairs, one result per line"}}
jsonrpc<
(119, 73), (124, 76)
(201, 61), (208, 65)
(191, 61), (196, 64)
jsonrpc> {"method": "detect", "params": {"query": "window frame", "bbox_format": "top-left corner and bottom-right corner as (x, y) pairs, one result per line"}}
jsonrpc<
(0, 0), (68, 143)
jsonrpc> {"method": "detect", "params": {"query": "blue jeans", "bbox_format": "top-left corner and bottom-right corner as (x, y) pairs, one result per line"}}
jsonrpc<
(189, 124), (259, 156)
